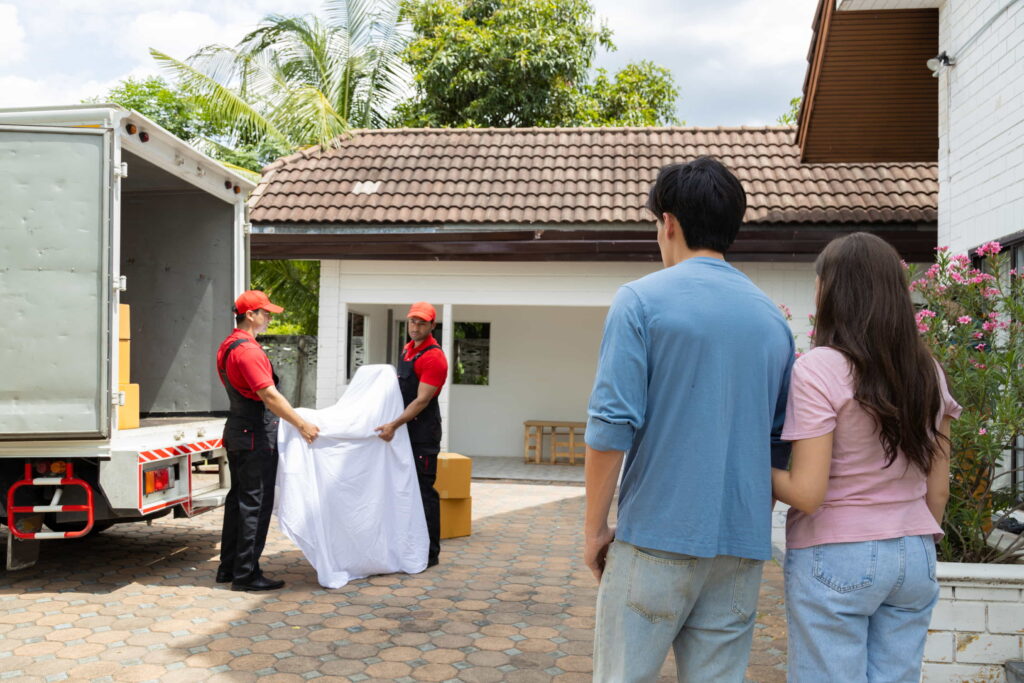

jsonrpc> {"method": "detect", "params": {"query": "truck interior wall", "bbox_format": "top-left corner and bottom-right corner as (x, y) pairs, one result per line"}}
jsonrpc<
(120, 189), (233, 415)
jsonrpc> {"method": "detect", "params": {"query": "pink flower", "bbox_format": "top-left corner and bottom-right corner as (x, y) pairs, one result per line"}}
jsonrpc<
(978, 428), (988, 435)
(983, 287), (1000, 298)
(988, 312), (1000, 319)
(777, 303), (792, 320)
(976, 241), (1002, 257)
(958, 316), (972, 324)
(982, 321), (997, 332)
(935, 246), (950, 252)
(975, 343), (987, 351)
(973, 332), (985, 339)
(915, 310), (936, 322)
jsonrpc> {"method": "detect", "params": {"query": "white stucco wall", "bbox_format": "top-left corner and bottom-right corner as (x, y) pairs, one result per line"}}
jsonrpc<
(938, 0), (1024, 253)
(316, 258), (818, 456)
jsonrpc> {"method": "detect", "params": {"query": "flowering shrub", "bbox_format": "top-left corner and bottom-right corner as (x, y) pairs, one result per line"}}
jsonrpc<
(909, 243), (1024, 563)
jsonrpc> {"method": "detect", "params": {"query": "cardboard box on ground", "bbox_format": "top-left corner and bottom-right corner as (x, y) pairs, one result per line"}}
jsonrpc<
(436, 453), (471, 539)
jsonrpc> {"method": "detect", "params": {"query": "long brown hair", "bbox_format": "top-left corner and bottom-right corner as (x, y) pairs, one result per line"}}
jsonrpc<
(814, 232), (946, 473)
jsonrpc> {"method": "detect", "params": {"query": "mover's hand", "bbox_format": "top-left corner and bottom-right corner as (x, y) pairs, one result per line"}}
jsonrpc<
(375, 423), (396, 442)
(584, 525), (615, 583)
(299, 421), (319, 444)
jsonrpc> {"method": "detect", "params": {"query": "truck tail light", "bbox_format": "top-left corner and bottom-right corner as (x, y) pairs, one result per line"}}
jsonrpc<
(144, 468), (171, 494)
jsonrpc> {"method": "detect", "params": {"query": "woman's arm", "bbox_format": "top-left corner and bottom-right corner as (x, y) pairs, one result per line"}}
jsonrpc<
(925, 417), (952, 525)
(771, 433), (833, 515)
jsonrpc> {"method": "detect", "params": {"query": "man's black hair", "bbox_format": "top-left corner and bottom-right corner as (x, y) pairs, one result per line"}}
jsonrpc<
(233, 305), (245, 325)
(645, 156), (747, 253)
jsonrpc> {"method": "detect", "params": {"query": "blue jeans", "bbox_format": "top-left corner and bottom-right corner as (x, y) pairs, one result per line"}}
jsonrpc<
(784, 535), (939, 683)
(594, 540), (764, 682)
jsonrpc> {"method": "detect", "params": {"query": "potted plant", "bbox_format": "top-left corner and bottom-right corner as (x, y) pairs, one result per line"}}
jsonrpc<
(908, 243), (1024, 681)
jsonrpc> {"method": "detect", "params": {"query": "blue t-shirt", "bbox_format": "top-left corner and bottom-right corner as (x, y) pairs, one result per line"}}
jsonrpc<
(585, 257), (794, 561)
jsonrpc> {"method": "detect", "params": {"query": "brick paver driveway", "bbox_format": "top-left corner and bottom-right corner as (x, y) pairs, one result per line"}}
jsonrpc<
(0, 481), (786, 682)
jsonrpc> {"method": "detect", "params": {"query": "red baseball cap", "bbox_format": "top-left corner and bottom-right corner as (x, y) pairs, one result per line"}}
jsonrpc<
(407, 301), (436, 322)
(234, 290), (284, 315)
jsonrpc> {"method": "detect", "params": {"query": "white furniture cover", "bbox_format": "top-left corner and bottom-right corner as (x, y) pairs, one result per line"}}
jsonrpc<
(276, 364), (428, 588)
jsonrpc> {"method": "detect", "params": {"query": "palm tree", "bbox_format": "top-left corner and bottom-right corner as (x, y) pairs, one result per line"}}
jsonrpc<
(152, 0), (409, 163)
(152, 0), (409, 336)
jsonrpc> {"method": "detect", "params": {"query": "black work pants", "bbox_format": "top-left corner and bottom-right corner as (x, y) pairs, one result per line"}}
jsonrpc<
(220, 442), (278, 583)
(412, 441), (441, 564)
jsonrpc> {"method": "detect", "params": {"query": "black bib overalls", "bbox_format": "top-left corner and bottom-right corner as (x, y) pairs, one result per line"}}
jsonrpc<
(217, 338), (281, 583)
(397, 344), (443, 565)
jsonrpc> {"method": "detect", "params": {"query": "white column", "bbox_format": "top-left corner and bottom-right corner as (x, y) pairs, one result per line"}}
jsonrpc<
(440, 303), (454, 453)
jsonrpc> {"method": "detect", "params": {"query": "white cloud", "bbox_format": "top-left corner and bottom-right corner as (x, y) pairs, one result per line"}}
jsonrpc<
(0, 4), (27, 65)
(124, 11), (254, 62)
(0, 64), (156, 108)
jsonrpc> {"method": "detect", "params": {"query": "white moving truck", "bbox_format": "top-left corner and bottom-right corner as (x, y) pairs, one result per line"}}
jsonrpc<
(0, 105), (255, 570)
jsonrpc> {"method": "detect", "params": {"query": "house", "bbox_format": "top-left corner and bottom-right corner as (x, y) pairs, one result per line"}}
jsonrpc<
(248, 126), (936, 457)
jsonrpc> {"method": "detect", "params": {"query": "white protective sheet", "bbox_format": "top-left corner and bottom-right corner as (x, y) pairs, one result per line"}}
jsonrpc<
(275, 364), (428, 588)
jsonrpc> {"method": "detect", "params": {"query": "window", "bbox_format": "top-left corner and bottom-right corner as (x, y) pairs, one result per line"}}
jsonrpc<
(348, 312), (366, 379)
(454, 323), (490, 386)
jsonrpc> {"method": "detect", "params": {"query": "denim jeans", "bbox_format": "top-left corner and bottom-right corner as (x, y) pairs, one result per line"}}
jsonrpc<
(784, 535), (939, 683)
(593, 540), (764, 682)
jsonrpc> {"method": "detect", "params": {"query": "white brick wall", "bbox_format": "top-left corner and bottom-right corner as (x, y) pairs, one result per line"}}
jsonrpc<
(923, 563), (1024, 681)
(938, 0), (1024, 253)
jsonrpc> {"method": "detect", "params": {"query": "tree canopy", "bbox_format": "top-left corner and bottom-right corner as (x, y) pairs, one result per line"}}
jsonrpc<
(84, 76), (223, 143)
(397, 0), (679, 127)
(151, 0), (409, 170)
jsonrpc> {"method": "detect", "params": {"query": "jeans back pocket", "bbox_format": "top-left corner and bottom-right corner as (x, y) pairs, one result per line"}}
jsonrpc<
(812, 541), (877, 593)
(626, 546), (698, 624)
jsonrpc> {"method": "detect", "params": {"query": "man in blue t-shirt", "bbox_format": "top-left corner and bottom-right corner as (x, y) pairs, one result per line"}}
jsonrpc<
(584, 157), (794, 682)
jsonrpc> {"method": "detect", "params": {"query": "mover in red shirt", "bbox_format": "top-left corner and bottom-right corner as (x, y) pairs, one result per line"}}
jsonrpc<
(375, 302), (448, 567)
(215, 290), (319, 591)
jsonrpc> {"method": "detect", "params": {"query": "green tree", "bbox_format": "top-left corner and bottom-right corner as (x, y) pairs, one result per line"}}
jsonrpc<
(84, 76), (223, 143)
(580, 61), (679, 127)
(251, 260), (321, 335)
(152, 0), (410, 169)
(397, 0), (679, 127)
(777, 96), (801, 126)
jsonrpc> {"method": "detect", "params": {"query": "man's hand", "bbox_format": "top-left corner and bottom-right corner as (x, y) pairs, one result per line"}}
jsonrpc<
(584, 525), (616, 582)
(299, 421), (319, 444)
(375, 423), (396, 442)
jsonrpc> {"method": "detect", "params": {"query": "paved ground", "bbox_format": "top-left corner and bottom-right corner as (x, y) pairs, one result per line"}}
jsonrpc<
(0, 481), (787, 682)
(470, 458), (584, 484)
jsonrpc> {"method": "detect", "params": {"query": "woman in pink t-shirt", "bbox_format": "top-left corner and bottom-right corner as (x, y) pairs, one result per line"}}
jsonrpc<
(772, 233), (960, 683)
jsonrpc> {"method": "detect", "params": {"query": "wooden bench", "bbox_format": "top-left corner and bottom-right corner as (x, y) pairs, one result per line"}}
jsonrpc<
(523, 420), (586, 465)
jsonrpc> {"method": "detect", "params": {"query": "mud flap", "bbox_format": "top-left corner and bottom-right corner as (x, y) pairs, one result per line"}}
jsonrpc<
(6, 521), (41, 571)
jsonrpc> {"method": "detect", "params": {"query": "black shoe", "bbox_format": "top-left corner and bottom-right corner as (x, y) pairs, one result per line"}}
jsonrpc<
(231, 575), (285, 592)
(427, 556), (439, 568)
(215, 570), (233, 584)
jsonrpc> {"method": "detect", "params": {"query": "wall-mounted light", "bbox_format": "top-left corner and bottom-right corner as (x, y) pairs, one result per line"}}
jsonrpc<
(125, 123), (138, 135)
(138, 131), (150, 142)
(926, 51), (955, 78)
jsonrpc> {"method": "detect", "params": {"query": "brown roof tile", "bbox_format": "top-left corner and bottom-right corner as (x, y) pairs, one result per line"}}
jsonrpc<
(249, 127), (937, 225)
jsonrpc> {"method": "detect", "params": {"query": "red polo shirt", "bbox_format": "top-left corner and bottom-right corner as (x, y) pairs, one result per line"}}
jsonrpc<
(216, 329), (274, 401)
(403, 335), (448, 396)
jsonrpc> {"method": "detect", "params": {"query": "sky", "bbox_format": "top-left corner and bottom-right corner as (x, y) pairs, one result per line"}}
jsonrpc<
(0, 0), (819, 127)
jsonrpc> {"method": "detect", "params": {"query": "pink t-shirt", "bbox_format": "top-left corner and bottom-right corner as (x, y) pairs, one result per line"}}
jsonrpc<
(781, 346), (961, 549)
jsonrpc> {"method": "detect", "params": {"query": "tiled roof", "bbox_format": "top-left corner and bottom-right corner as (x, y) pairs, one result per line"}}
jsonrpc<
(250, 127), (937, 226)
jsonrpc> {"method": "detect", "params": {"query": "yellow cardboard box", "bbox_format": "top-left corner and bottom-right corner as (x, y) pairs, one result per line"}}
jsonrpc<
(440, 497), (471, 539)
(118, 383), (139, 430)
(118, 304), (131, 340)
(435, 452), (472, 499)
(118, 340), (130, 384)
